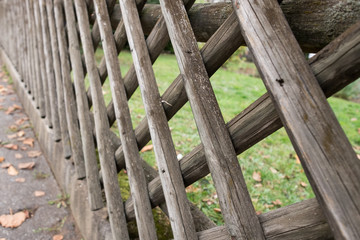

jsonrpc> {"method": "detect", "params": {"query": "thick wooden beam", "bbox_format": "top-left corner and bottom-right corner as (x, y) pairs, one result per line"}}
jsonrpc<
(109, 1), (360, 52)
(232, 0), (360, 238)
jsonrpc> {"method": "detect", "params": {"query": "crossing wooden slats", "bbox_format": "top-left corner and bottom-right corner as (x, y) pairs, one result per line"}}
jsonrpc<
(124, 20), (360, 224)
(232, 0), (360, 239)
(71, 0), (130, 239)
(35, 0), (53, 127)
(54, 0), (86, 179)
(45, 0), (72, 159)
(93, 0), (158, 238)
(120, 0), (197, 239)
(62, 0), (103, 210)
(31, 0), (46, 118)
(159, 0), (264, 239)
(39, 0), (61, 141)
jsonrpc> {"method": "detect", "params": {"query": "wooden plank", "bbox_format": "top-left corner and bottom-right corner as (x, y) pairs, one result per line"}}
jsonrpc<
(93, 0), (158, 238)
(55, 0), (86, 179)
(71, 0), (130, 239)
(124, 20), (360, 223)
(232, 0), (360, 238)
(35, 0), (52, 127)
(39, 0), (61, 141)
(120, 0), (197, 238)
(159, 0), (264, 239)
(63, 0), (103, 211)
(46, 0), (72, 159)
(31, 0), (46, 118)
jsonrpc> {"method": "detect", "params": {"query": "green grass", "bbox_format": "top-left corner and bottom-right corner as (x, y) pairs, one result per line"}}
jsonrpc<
(94, 49), (360, 227)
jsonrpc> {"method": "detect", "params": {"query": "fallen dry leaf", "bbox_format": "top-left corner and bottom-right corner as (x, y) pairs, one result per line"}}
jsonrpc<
(27, 151), (42, 158)
(295, 155), (301, 164)
(12, 104), (21, 110)
(252, 171), (262, 182)
(254, 183), (262, 188)
(0, 210), (29, 228)
(5, 106), (15, 115)
(34, 191), (45, 197)
(18, 162), (35, 170)
(140, 144), (153, 153)
(23, 138), (34, 148)
(15, 178), (25, 183)
(15, 118), (27, 126)
(0, 157), (4, 163)
(357, 154), (360, 160)
(1, 163), (11, 168)
(17, 130), (25, 137)
(53, 235), (64, 240)
(300, 181), (308, 188)
(21, 146), (27, 151)
(9, 125), (18, 131)
(0, 238), (6, 240)
(7, 134), (17, 139)
(15, 153), (23, 159)
(8, 165), (19, 176)
(213, 208), (221, 213)
(4, 143), (18, 150)
(351, 117), (357, 122)
(272, 199), (282, 206)
(269, 167), (278, 174)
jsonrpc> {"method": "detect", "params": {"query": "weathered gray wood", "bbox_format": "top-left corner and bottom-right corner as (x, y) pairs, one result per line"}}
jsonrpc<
(93, 0), (157, 238)
(197, 226), (231, 240)
(31, 0), (46, 118)
(55, 0), (86, 179)
(72, 0), (130, 239)
(109, 1), (360, 52)
(39, 0), (61, 141)
(120, 0), (197, 239)
(35, 0), (52, 127)
(64, 0), (103, 211)
(159, 0), (264, 239)
(46, 0), (72, 159)
(124, 20), (360, 224)
(232, 0), (360, 238)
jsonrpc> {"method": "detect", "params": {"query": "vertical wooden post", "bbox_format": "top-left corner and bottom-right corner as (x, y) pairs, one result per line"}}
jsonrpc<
(232, 0), (360, 238)
(72, 0), (130, 239)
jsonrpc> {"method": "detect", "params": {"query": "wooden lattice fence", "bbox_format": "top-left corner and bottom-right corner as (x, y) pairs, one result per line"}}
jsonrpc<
(0, 0), (359, 239)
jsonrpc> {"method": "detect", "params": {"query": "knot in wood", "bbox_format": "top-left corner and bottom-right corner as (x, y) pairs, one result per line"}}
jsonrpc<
(276, 78), (285, 87)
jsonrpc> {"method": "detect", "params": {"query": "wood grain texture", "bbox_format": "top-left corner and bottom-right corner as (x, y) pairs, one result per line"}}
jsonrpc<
(232, 0), (360, 238)
(46, 0), (72, 159)
(120, 0), (197, 238)
(72, 0), (130, 239)
(159, 0), (264, 239)
(94, 0), (158, 239)
(55, 0), (86, 179)
(64, 0), (103, 211)
(39, 0), (60, 141)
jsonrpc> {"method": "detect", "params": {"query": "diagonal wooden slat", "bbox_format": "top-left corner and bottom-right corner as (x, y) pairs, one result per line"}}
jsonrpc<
(120, 0), (197, 238)
(46, 0), (72, 159)
(54, 0), (86, 179)
(232, 0), (360, 238)
(158, 0), (265, 239)
(71, 0), (130, 239)
(63, 0), (103, 211)
(93, 0), (158, 238)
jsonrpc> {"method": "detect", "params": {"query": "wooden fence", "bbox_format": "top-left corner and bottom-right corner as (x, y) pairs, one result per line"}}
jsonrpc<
(0, 0), (359, 239)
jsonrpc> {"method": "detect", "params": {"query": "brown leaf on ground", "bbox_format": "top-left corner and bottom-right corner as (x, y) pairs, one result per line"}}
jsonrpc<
(18, 162), (35, 170)
(0, 238), (6, 240)
(12, 104), (21, 110)
(0, 157), (4, 163)
(9, 125), (18, 131)
(15, 118), (28, 126)
(5, 106), (15, 115)
(23, 138), (34, 148)
(300, 181), (308, 188)
(4, 143), (18, 150)
(17, 130), (25, 137)
(8, 165), (19, 176)
(53, 235), (64, 240)
(357, 154), (360, 160)
(7, 134), (17, 139)
(295, 155), (301, 164)
(213, 208), (221, 213)
(27, 151), (42, 158)
(34, 191), (45, 197)
(272, 199), (282, 206)
(15, 153), (23, 159)
(0, 210), (29, 228)
(252, 171), (262, 182)
(1, 163), (11, 168)
(20, 146), (27, 151)
(15, 178), (25, 183)
(140, 144), (153, 153)
(269, 167), (278, 174)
